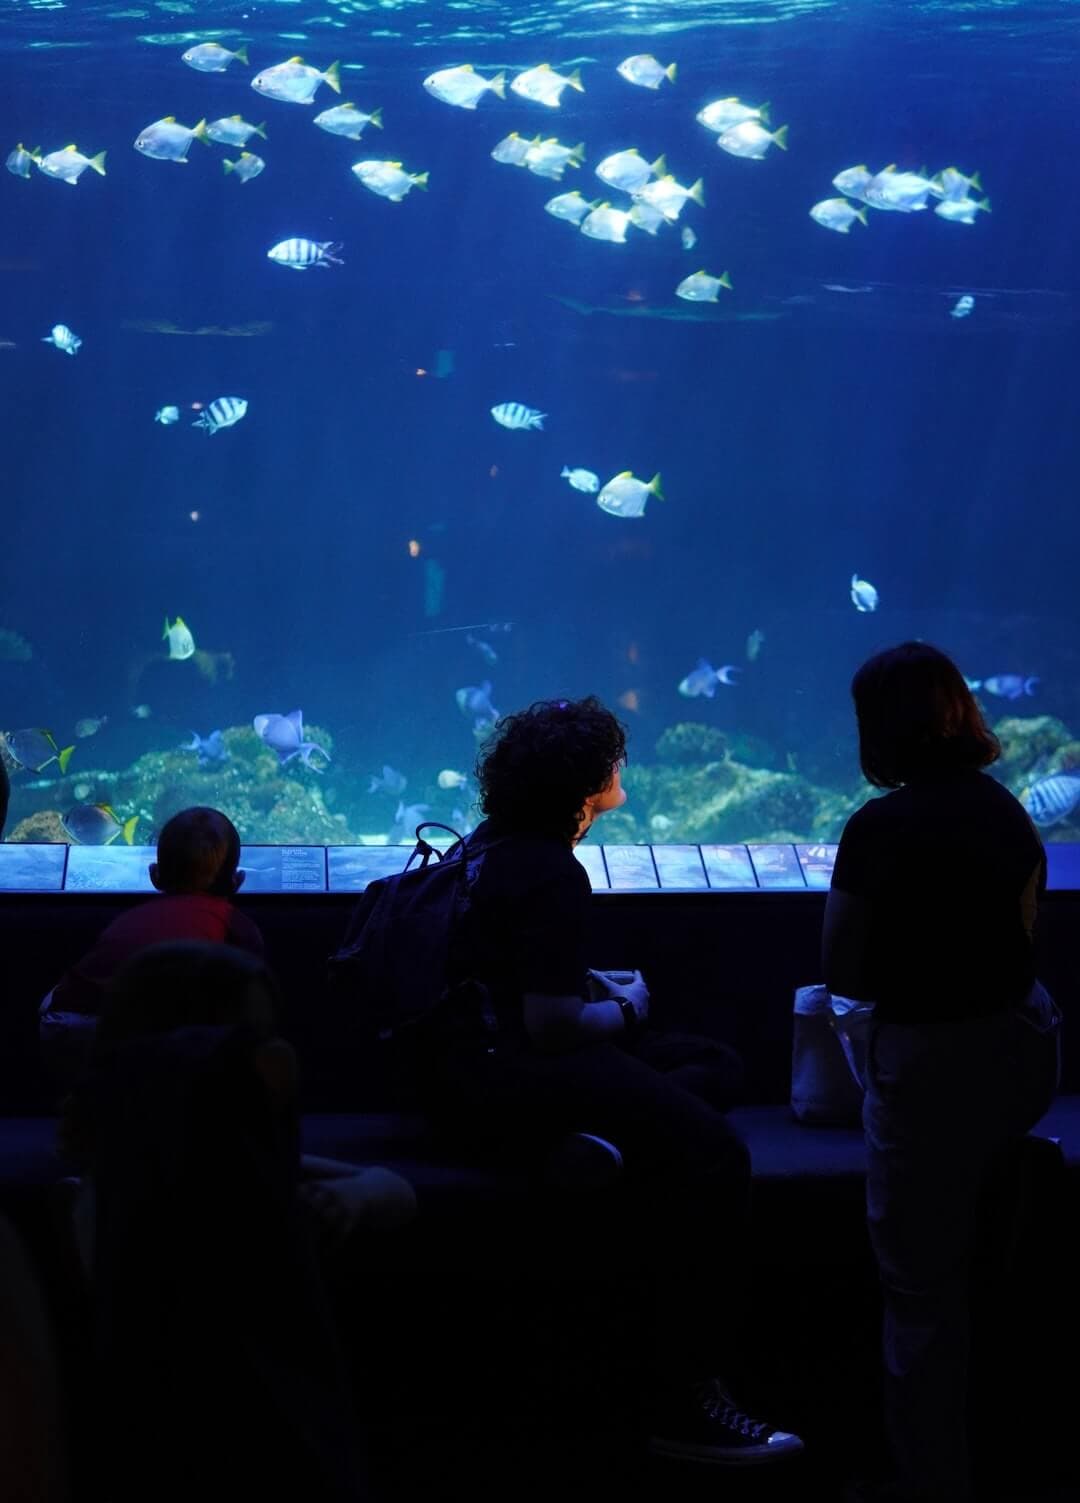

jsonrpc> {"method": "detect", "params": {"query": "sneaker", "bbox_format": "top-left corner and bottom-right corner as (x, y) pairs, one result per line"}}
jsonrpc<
(543, 1132), (624, 1190)
(649, 1379), (804, 1466)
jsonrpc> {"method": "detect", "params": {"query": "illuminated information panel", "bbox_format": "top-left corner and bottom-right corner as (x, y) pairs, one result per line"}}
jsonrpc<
(0, 843), (67, 891)
(240, 846), (326, 893)
(795, 844), (838, 890)
(65, 845), (157, 893)
(0, 841), (1077, 894)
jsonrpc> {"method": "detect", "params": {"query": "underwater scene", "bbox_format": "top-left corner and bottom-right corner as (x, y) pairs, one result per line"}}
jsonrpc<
(2, 0), (1080, 850)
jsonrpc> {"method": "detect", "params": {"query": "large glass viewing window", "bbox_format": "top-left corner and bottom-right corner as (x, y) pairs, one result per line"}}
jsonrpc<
(3, 0), (1077, 851)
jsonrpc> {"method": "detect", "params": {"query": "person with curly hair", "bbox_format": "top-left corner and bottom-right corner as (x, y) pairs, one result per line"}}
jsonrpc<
(824, 643), (1061, 1503)
(412, 695), (802, 1468)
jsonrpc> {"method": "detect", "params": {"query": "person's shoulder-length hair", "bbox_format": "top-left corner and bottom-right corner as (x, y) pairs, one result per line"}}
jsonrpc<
(851, 641), (1000, 789)
(476, 696), (627, 845)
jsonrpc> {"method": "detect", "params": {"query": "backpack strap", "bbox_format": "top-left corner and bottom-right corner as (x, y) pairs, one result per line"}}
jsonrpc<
(405, 822), (466, 870)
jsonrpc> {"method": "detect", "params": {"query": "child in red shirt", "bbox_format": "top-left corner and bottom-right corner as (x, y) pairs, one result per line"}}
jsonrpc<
(42, 808), (262, 1076)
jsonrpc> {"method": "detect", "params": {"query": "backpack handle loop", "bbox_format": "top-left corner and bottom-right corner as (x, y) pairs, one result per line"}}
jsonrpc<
(406, 822), (467, 871)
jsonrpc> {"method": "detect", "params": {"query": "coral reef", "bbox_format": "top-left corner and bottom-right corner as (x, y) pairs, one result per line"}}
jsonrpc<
(4, 712), (1079, 850)
(992, 715), (1072, 783)
(2, 723), (356, 845)
(655, 722), (729, 765)
(6, 810), (68, 844)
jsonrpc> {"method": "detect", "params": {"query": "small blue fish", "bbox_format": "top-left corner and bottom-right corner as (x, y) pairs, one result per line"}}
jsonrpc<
(466, 633), (498, 665)
(982, 674), (1038, 701)
(1024, 773), (1080, 828)
(390, 800), (431, 842)
(456, 681), (499, 731)
(851, 573), (879, 612)
(369, 763), (407, 795)
(184, 729), (230, 767)
(253, 709), (330, 769)
(678, 658), (741, 698)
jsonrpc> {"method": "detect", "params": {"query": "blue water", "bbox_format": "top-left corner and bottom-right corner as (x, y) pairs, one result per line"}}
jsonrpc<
(2, 0), (1079, 845)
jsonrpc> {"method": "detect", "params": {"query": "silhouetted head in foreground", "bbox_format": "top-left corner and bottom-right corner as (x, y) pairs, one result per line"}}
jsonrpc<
(98, 940), (280, 1051)
(852, 641), (1000, 789)
(477, 695), (628, 844)
(59, 943), (290, 1165)
(150, 806), (243, 897)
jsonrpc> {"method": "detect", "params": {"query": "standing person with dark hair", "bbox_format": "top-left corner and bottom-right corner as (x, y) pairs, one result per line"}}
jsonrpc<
(403, 696), (802, 1466)
(0, 756), (9, 836)
(824, 643), (1061, 1503)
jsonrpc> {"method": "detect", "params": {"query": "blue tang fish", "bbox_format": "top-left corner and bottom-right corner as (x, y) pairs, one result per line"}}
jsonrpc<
(456, 681), (499, 731)
(253, 710), (330, 769)
(678, 658), (740, 698)
(390, 801), (431, 843)
(982, 674), (1038, 700)
(369, 764), (407, 795)
(184, 730), (230, 767)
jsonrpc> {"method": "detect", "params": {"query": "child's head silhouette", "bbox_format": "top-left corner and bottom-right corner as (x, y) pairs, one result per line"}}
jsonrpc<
(150, 806), (243, 897)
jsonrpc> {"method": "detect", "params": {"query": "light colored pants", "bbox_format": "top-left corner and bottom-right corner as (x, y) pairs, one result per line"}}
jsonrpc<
(863, 983), (1062, 1502)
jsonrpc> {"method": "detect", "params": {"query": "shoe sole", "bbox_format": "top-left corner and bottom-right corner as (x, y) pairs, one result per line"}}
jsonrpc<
(649, 1434), (805, 1466)
(544, 1133), (624, 1190)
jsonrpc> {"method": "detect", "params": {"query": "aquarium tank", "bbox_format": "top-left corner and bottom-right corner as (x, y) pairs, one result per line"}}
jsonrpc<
(2, 0), (1079, 853)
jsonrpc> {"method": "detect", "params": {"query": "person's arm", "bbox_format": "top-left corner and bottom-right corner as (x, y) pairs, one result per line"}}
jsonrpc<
(48, 959), (106, 1015)
(821, 888), (875, 1000)
(822, 805), (878, 1000)
(522, 992), (626, 1053)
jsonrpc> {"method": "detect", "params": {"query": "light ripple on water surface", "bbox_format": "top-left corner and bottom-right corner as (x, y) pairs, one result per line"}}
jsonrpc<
(4, 0), (1078, 50)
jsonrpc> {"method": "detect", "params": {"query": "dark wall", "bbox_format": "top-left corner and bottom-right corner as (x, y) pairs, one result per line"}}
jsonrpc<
(5, 891), (1078, 1114)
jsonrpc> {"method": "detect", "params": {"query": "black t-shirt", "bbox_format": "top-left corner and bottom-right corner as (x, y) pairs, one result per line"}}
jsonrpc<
(831, 770), (1045, 1023)
(454, 819), (591, 1033)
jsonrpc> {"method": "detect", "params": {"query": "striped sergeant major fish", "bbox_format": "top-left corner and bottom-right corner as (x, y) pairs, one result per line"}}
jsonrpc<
(1022, 773), (1080, 828)
(193, 396), (248, 434)
(266, 238), (344, 270)
(491, 401), (545, 431)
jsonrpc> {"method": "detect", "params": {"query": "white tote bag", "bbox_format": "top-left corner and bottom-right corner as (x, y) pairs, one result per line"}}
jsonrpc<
(790, 984), (875, 1127)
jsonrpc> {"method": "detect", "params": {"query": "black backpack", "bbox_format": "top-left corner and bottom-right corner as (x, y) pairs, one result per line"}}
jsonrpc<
(327, 823), (497, 1045)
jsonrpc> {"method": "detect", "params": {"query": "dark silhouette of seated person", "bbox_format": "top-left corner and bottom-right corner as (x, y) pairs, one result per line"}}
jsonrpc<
(389, 696), (802, 1466)
(0, 758), (69, 1500)
(61, 942), (372, 1503)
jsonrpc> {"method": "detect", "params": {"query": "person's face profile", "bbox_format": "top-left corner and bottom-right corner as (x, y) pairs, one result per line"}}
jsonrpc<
(587, 763), (627, 818)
